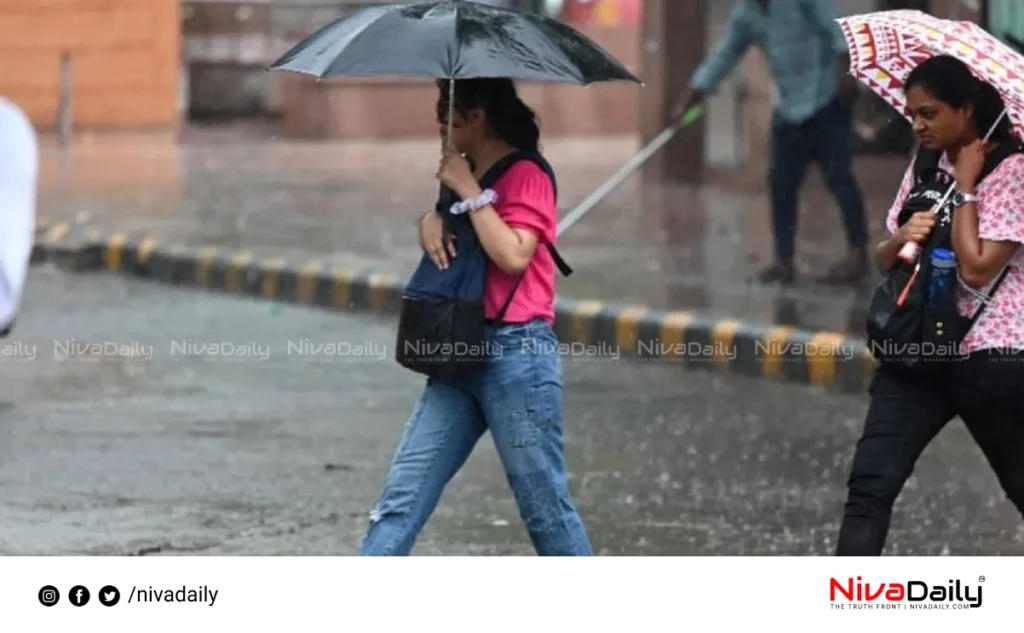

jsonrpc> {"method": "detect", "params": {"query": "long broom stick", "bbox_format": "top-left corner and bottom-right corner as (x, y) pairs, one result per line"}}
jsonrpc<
(556, 104), (706, 237)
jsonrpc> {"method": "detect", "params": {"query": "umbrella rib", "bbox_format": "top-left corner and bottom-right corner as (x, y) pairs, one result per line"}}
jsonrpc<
(320, 7), (418, 77)
(517, 17), (588, 84)
(316, 3), (463, 79)
(272, 5), (397, 76)
(533, 14), (637, 83)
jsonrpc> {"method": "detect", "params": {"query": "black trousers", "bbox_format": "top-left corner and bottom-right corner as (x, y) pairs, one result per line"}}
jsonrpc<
(768, 98), (869, 261)
(836, 350), (1024, 555)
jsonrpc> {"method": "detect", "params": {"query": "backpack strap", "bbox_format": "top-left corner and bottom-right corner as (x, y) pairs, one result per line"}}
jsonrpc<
(476, 150), (573, 325)
(469, 149), (573, 275)
(913, 144), (942, 182)
(514, 152), (574, 277)
(492, 276), (525, 324)
(960, 139), (1024, 326)
(487, 150), (573, 277)
(966, 264), (1013, 328)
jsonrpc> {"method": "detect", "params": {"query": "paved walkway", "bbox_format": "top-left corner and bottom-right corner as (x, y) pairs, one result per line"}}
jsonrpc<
(36, 123), (912, 335)
(6, 267), (1021, 555)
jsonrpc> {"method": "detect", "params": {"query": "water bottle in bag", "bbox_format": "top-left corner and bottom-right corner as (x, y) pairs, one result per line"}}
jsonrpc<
(927, 248), (957, 309)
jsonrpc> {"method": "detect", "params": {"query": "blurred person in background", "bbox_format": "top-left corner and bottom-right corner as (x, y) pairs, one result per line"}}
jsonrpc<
(674, 0), (869, 285)
(0, 96), (38, 337)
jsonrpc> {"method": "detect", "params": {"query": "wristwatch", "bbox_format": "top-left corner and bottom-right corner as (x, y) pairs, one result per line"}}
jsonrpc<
(951, 190), (981, 208)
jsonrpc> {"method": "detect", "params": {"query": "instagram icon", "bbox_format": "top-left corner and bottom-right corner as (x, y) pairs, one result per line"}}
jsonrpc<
(38, 585), (60, 607)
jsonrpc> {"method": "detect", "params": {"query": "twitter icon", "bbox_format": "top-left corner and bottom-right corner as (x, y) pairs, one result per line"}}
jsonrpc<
(99, 585), (120, 607)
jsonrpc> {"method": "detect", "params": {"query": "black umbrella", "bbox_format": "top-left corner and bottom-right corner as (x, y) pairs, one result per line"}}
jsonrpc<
(269, 0), (640, 85)
(268, 0), (641, 142)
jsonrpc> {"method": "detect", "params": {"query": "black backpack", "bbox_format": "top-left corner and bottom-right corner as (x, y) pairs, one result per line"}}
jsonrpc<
(865, 140), (1024, 376)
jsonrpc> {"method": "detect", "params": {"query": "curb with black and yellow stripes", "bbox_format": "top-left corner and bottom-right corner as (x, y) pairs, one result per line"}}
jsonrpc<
(550, 300), (876, 393)
(32, 226), (877, 393)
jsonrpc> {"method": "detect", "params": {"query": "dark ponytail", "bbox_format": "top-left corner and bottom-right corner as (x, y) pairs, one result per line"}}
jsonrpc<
(437, 78), (541, 151)
(904, 54), (1015, 142)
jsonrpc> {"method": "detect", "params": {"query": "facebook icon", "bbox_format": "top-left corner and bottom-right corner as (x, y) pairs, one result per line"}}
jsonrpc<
(69, 585), (90, 607)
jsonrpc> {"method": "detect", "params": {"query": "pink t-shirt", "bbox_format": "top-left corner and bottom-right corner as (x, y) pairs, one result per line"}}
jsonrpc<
(885, 152), (1024, 353)
(484, 159), (558, 324)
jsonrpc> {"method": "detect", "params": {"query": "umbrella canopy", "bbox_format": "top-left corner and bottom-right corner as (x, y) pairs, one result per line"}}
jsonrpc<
(837, 9), (1024, 138)
(269, 0), (640, 85)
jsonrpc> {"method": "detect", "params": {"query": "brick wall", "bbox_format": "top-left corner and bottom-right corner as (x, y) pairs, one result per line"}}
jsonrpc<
(0, 0), (182, 131)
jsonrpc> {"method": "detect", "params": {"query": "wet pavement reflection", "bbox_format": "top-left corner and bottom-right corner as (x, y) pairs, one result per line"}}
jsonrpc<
(38, 124), (910, 335)
(2, 267), (1022, 555)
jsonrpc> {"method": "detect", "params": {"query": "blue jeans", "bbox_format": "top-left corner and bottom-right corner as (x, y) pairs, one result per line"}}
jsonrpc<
(361, 319), (593, 555)
(769, 97), (869, 261)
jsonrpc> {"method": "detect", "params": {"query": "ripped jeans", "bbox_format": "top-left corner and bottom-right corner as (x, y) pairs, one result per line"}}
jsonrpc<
(360, 319), (593, 555)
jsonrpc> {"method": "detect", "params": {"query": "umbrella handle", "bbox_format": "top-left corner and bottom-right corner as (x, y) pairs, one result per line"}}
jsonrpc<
(445, 0), (457, 149)
(446, 77), (456, 150)
(983, 108), (1008, 142)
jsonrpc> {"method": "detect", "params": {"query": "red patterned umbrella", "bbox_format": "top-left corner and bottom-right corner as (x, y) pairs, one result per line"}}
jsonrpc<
(837, 9), (1024, 138)
(838, 10), (1024, 268)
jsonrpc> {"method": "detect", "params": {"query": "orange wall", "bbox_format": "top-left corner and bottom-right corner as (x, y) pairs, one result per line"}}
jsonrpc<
(0, 0), (181, 131)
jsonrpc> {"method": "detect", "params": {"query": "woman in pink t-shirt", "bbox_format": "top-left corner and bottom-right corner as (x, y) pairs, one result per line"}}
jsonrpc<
(360, 78), (592, 556)
(837, 55), (1024, 555)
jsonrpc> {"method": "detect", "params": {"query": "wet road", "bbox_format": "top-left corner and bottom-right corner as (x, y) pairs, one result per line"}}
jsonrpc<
(37, 129), (910, 336)
(2, 267), (1022, 555)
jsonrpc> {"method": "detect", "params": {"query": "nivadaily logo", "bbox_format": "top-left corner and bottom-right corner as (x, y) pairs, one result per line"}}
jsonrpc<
(830, 576), (984, 610)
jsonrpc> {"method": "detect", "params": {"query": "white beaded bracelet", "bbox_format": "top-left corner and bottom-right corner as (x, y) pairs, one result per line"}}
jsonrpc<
(450, 189), (498, 215)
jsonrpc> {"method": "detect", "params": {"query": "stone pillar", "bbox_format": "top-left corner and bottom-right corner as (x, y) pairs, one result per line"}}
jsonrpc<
(639, 0), (707, 185)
